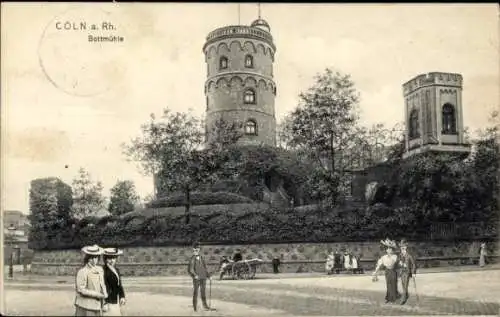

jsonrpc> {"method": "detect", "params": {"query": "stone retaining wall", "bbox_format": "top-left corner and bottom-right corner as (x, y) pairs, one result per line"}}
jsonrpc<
(30, 240), (498, 276)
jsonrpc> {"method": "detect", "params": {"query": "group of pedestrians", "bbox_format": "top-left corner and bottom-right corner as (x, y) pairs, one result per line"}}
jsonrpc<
(325, 249), (363, 274)
(74, 239), (490, 315)
(74, 245), (126, 316)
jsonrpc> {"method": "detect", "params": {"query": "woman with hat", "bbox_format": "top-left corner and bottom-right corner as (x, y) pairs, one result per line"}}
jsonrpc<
(74, 245), (108, 316)
(372, 238), (401, 303)
(479, 242), (487, 268)
(325, 252), (335, 274)
(102, 247), (126, 316)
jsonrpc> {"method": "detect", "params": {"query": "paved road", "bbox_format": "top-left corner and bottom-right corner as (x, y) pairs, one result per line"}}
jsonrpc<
(4, 269), (500, 316)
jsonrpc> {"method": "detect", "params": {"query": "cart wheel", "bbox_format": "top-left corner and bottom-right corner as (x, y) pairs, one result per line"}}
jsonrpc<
(249, 264), (256, 279)
(241, 263), (252, 280)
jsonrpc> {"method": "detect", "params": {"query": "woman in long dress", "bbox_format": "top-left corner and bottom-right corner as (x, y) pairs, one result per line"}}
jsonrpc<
(102, 248), (126, 316)
(349, 252), (359, 273)
(74, 245), (107, 316)
(372, 239), (400, 303)
(325, 253), (335, 274)
(343, 250), (353, 273)
(479, 243), (487, 268)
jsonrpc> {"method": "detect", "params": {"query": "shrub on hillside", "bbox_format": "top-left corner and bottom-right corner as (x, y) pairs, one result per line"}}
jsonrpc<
(147, 191), (253, 208)
(32, 203), (499, 250)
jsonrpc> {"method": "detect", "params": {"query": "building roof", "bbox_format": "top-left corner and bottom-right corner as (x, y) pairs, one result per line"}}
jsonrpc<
(250, 18), (271, 32)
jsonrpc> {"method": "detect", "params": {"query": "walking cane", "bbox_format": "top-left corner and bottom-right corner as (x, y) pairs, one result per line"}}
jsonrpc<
(412, 276), (419, 305)
(209, 277), (212, 309)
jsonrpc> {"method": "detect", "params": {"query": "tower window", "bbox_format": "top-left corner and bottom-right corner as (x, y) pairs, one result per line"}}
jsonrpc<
(219, 56), (228, 70)
(442, 103), (457, 134)
(244, 89), (256, 104)
(245, 120), (257, 135)
(409, 109), (420, 140)
(245, 55), (254, 68)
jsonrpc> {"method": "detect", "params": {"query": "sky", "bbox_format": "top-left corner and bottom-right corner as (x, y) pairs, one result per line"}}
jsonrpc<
(1, 3), (499, 214)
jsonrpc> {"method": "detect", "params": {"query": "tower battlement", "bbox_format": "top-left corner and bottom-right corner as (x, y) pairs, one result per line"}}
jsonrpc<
(203, 25), (275, 52)
(403, 72), (463, 96)
(402, 71), (470, 159)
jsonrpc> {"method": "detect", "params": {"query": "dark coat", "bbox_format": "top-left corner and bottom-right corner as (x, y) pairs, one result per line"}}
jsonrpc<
(399, 252), (417, 277)
(187, 255), (210, 279)
(102, 265), (125, 304)
(333, 253), (342, 268)
(233, 253), (242, 262)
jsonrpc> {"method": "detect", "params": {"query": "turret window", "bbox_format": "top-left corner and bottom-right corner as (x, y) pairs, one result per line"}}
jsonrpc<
(219, 56), (228, 70)
(409, 109), (420, 139)
(245, 55), (254, 68)
(442, 103), (457, 134)
(244, 89), (256, 104)
(245, 120), (258, 135)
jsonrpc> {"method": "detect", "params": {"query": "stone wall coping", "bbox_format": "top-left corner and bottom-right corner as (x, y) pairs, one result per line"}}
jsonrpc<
(32, 255), (497, 268)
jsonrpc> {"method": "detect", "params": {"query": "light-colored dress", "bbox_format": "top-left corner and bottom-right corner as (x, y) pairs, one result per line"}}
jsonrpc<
(344, 255), (352, 270)
(103, 298), (121, 316)
(351, 256), (358, 270)
(479, 246), (487, 267)
(325, 255), (334, 272)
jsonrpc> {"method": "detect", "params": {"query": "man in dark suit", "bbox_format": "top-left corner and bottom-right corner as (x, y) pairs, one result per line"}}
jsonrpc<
(187, 242), (214, 312)
(399, 239), (417, 305)
(233, 249), (242, 262)
(333, 250), (342, 274)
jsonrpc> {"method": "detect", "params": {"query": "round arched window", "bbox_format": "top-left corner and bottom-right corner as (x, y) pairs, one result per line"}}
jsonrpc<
(219, 56), (228, 70)
(409, 109), (420, 139)
(245, 55), (254, 68)
(244, 89), (256, 104)
(442, 103), (457, 134)
(245, 120), (257, 135)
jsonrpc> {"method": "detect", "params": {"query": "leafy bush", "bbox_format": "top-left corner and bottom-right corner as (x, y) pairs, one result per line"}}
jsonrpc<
(147, 191), (253, 208)
(31, 202), (499, 251)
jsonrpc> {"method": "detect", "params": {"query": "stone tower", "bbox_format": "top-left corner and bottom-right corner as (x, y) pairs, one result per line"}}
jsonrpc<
(402, 72), (471, 158)
(202, 16), (277, 147)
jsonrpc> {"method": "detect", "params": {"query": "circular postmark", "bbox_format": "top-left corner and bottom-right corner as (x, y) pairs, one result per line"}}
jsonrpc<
(38, 5), (127, 97)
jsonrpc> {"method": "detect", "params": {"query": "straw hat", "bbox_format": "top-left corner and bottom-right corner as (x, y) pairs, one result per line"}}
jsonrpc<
(103, 247), (123, 256)
(399, 239), (409, 248)
(380, 238), (397, 249)
(81, 245), (104, 256)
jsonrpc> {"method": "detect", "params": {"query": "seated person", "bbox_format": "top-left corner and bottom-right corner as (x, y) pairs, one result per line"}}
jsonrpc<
(219, 256), (231, 279)
(344, 250), (354, 273)
(333, 251), (343, 274)
(220, 255), (230, 265)
(352, 254), (364, 274)
(325, 253), (335, 274)
(233, 250), (243, 262)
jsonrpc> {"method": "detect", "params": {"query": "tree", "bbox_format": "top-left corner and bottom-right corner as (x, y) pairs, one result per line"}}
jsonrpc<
(108, 180), (140, 215)
(71, 168), (106, 219)
(125, 110), (242, 223)
(285, 68), (361, 205)
(28, 177), (73, 248)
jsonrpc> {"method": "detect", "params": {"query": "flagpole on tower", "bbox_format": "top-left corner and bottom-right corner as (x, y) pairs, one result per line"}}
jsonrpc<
(238, 4), (241, 24)
(258, 2), (261, 19)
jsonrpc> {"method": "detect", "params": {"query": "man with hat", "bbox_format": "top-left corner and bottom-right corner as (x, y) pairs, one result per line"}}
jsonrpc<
(398, 239), (417, 305)
(187, 242), (214, 311)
